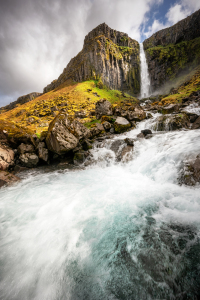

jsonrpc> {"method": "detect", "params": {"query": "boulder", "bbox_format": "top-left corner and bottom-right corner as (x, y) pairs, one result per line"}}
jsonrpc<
(114, 117), (131, 133)
(95, 123), (105, 132)
(19, 153), (39, 168)
(0, 171), (20, 188)
(18, 143), (35, 154)
(161, 104), (179, 114)
(0, 143), (15, 171)
(110, 139), (133, 162)
(95, 99), (113, 119)
(192, 116), (200, 129)
(141, 129), (152, 136)
(154, 114), (190, 131)
(120, 145), (134, 162)
(82, 139), (92, 151)
(73, 151), (87, 165)
(46, 112), (90, 155)
(126, 106), (146, 122)
(124, 138), (134, 146)
(102, 121), (112, 131)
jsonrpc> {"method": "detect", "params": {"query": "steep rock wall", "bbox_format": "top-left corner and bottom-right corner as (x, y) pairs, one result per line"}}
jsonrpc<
(143, 9), (200, 93)
(44, 23), (140, 95)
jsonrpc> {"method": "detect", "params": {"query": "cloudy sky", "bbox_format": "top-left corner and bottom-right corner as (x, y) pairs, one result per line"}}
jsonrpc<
(0, 0), (200, 107)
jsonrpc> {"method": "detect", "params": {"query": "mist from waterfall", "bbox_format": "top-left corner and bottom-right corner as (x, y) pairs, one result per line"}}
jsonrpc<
(140, 43), (151, 99)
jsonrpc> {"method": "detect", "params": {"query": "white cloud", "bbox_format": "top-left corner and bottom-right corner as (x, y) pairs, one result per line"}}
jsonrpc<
(166, 3), (190, 25)
(144, 19), (165, 38)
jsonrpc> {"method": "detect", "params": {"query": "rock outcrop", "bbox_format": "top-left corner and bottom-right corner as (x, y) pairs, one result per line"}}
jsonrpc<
(154, 113), (190, 131)
(95, 99), (113, 119)
(44, 23), (140, 95)
(0, 143), (15, 170)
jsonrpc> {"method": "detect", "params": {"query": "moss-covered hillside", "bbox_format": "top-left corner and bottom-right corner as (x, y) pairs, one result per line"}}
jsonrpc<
(0, 79), (138, 137)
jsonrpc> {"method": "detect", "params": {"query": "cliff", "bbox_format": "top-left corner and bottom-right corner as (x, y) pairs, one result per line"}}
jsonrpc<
(43, 23), (140, 95)
(143, 9), (200, 92)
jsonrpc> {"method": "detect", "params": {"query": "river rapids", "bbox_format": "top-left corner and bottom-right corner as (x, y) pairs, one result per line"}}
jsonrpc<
(0, 113), (200, 300)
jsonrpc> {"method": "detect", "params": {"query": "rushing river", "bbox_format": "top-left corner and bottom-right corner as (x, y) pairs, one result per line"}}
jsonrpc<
(0, 114), (200, 300)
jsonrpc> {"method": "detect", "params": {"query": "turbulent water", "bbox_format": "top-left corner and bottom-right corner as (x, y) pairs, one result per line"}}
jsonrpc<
(140, 43), (151, 99)
(1, 114), (200, 300)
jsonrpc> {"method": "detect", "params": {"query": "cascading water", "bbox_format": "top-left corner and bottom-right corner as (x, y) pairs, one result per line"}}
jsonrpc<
(140, 43), (151, 99)
(1, 112), (200, 299)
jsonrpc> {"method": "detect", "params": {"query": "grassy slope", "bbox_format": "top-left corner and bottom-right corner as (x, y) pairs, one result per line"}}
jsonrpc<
(0, 79), (138, 136)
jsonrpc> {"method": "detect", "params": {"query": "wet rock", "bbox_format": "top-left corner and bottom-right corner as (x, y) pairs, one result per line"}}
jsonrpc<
(141, 129), (152, 136)
(114, 117), (131, 133)
(161, 104), (179, 114)
(137, 132), (145, 138)
(18, 143), (35, 155)
(110, 140), (125, 153)
(0, 171), (20, 188)
(73, 151), (87, 165)
(179, 155), (200, 186)
(82, 139), (92, 151)
(146, 112), (153, 119)
(95, 99), (113, 119)
(145, 134), (154, 139)
(154, 113), (190, 131)
(19, 153), (39, 168)
(110, 128), (115, 134)
(102, 121), (112, 131)
(192, 116), (200, 129)
(120, 145), (134, 162)
(13, 165), (28, 173)
(0, 143), (15, 171)
(124, 138), (134, 146)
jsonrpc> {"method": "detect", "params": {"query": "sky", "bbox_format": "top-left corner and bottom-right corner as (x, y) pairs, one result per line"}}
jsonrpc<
(0, 0), (200, 107)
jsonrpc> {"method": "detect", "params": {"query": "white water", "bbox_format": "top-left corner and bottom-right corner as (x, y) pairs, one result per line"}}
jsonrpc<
(140, 43), (151, 99)
(1, 115), (200, 299)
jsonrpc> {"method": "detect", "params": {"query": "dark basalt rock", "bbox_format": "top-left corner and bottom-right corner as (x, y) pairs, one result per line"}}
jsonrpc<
(179, 154), (200, 186)
(192, 116), (200, 129)
(154, 114), (190, 131)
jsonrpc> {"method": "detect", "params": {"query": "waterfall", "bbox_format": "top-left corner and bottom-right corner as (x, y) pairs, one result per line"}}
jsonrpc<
(140, 42), (151, 99)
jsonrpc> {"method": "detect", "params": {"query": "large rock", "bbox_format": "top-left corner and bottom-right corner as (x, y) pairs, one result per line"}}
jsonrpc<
(114, 117), (131, 133)
(126, 106), (146, 122)
(161, 104), (179, 115)
(110, 139), (133, 162)
(95, 99), (113, 119)
(46, 112), (90, 155)
(0, 143), (15, 171)
(154, 114), (190, 131)
(18, 143), (35, 155)
(19, 153), (39, 168)
(0, 171), (20, 188)
(192, 116), (200, 129)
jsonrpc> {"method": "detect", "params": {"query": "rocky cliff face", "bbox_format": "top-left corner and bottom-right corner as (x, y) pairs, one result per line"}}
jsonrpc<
(44, 23), (140, 95)
(144, 9), (200, 50)
(143, 9), (200, 93)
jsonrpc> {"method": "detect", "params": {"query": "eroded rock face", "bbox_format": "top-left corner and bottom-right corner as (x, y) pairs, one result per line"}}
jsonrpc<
(114, 117), (131, 133)
(95, 99), (113, 119)
(43, 23), (140, 95)
(161, 104), (179, 115)
(0, 143), (14, 171)
(154, 114), (190, 131)
(46, 113), (90, 155)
